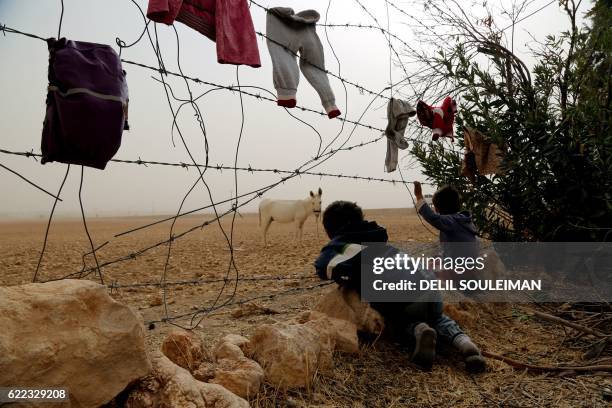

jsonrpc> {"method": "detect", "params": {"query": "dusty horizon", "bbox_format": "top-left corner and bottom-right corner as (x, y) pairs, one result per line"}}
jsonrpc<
(0, 205), (418, 221)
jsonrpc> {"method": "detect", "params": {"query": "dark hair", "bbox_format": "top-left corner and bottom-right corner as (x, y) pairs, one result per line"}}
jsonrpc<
(322, 201), (364, 238)
(432, 185), (461, 215)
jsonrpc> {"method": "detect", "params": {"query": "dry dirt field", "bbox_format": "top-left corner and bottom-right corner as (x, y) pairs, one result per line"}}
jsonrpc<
(1, 209), (610, 407)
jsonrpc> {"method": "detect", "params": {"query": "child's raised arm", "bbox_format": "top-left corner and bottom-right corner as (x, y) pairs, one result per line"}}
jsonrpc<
(413, 181), (423, 201)
(413, 181), (454, 232)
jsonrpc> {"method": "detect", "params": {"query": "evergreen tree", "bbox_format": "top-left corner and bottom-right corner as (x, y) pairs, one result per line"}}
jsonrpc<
(410, 1), (612, 241)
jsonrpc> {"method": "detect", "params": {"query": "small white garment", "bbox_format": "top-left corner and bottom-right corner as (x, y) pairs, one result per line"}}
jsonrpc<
(385, 98), (416, 172)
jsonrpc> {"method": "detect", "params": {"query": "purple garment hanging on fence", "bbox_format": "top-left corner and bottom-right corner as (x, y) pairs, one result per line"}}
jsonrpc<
(41, 38), (129, 170)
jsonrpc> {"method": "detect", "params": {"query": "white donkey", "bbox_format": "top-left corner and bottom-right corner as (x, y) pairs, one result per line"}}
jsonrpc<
(259, 188), (322, 245)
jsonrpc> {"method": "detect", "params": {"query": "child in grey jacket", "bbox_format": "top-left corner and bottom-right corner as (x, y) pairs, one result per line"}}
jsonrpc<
(414, 182), (481, 282)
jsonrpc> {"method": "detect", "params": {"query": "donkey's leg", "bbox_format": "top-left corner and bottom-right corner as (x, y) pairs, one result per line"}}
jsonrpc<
(294, 219), (301, 242)
(297, 219), (306, 243)
(262, 218), (273, 246)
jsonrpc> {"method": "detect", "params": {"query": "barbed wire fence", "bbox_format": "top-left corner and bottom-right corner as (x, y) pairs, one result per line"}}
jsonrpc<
(0, 0), (482, 330)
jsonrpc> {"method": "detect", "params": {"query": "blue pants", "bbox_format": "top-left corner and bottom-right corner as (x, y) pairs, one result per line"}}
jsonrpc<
(375, 301), (464, 346)
(407, 313), (464, 346)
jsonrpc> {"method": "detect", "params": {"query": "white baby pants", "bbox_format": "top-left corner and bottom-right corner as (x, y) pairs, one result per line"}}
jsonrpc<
(266, 11), (340, 118)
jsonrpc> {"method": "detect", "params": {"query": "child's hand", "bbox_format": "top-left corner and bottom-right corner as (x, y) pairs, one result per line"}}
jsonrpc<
(413, 181), (423, 200)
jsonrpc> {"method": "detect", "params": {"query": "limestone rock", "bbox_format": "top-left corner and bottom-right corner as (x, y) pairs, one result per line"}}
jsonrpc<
(208, 334), (263, 397)
(313, 286), (384, 334)
(218, 334), (250, 351)
(213, 341), (244, 362)
(246, 322), (334, 389)
(300, 311), (359, 354)
(211, 357), (264, 398)
(161, 329), (205, 371)
(0, 279), (150, 408)
(126, 351), (248, 408)
(193, 361), (216, 382)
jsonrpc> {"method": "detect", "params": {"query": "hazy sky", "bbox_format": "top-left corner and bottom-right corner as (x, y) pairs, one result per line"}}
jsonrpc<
(0, 0), (589, 218)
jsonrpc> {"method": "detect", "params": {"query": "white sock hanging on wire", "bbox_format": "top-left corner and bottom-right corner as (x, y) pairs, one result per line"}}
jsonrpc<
(385, 98), (416, 172)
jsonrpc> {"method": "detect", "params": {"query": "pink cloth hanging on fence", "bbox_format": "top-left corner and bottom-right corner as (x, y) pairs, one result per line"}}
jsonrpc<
(416, 96), (457, 141)
(147, 0), (261, 68)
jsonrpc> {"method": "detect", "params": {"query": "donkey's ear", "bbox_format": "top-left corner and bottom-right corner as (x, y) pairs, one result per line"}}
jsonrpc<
(318, 187), (322, 195)
(310, 191), (314, 197)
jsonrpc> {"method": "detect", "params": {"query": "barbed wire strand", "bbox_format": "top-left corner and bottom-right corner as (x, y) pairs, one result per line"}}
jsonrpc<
(148, 281), (334, 326)
(220, 66), (247, 322)
(0, 149), (437, 187)
(57, 0), (64, 39)
(351, 0), (416, 99)
(147, 21), (243, 328)
(190, 65), (248, 329)
(158, 23), (211, 323)
(78, 240), (110, 279)
(33, 164), (70, 282)
(0, 162), (63, 201)
(385, 0), (393, 98)
(110, 273), (319, 290)
(78, 166), (104, 284)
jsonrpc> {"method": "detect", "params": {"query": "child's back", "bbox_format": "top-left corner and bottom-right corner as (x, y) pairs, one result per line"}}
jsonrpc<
(414, 183), (479, 260)
(313, 215), (441, 319)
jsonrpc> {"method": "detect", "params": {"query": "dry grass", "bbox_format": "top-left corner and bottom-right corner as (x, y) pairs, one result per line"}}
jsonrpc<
(1, 209), (610, 407)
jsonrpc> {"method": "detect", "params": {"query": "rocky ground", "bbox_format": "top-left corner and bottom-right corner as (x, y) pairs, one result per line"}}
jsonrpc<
(1, 209), (610, 407)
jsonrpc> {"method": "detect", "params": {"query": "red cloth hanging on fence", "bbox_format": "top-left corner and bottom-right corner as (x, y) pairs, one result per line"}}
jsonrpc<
(147, 0), (261, 68)
(416, 96), (457, 141)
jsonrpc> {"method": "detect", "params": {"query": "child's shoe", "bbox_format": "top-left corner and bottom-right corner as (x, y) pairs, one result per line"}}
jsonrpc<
(453, 334), (486, 373)
(411, 322), (437, 370)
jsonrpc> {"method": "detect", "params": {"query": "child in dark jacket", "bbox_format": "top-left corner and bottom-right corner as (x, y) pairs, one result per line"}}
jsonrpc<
(314, 201), (485, 372)
(414, 182), (480, 276)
